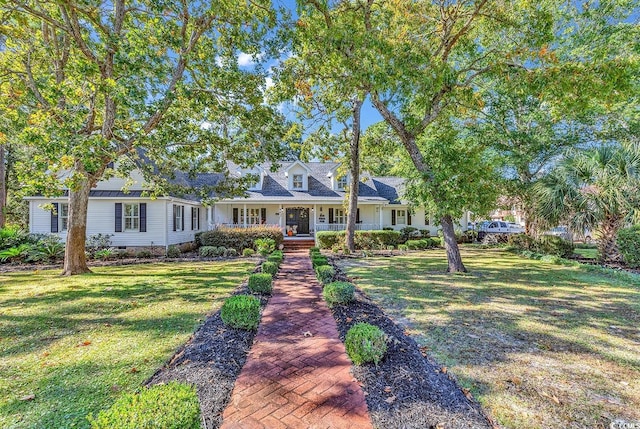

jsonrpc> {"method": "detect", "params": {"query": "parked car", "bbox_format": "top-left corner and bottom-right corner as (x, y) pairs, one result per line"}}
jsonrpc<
(477, 220), (524, 240)
(544, 226), (572, 241)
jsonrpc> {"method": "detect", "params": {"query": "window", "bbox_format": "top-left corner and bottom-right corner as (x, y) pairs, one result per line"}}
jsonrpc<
(335, 209), (347, 224)
(173, 205), (184, 231)
(191, 207), (200, 230)
(292, 174), (303, 189)
(59, 203), (69, 231)
(396, 209), (406, 225)
(424, 214), (431, 226)
(123, 203), (139, 231)
(337, 176), (348, 190)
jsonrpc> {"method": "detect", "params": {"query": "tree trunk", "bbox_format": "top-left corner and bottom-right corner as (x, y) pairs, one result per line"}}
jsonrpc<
(0, 144), (6, 228)
(345, 98), (363, 252)
(441, 214), (467, 272)
(597, 214), (622, 263)
(62, 177), (92, 275)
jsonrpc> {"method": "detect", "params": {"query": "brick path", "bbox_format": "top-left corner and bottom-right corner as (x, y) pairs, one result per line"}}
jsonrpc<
(220, 251), (373, 429)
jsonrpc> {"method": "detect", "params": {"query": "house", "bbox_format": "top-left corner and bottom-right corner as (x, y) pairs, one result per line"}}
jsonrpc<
(26, 160), (471, 250)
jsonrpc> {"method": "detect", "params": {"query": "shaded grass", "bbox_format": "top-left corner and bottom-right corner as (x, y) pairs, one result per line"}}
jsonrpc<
(574, 247), (598, 259)
(339, 247), (640, 429)
(0, 261), (253, 429)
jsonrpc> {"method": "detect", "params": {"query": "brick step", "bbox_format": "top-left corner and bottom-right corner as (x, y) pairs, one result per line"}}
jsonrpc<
(283, 239), (316, 252)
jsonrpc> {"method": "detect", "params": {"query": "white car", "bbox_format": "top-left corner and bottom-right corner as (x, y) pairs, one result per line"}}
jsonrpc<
(480, 221), (523, 234)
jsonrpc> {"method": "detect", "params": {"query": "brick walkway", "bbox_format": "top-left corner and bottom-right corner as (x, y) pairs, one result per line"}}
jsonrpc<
(220, 251), (373, 429)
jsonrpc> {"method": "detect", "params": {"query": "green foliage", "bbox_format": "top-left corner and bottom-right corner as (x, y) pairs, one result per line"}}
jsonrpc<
(0, 227), (30, 250)
(25, 235), (65, 262)
(199, 246), (218, 257)
(266, 253), (283, 265)
(316, 230), (401, 250)
(315, 265), (335, 284)
(508, 233), (574, 258)
(400, 227), (419, 242)
(220, 295), (261, 330)
(309, 247), (320, 254)
(135, 250), (153, 258)
(617, 225), (640, 268)
(508, 233), (537, 251)
(199, 227), (283, 253)
(86, 234), (114, 254)
(322, 281), (355, 306)
(93, 248), (116, 261)
(242, 248), (256, 257)
(344, 323), (387, 365)
(248, 273), (273, 294)
(254, 238), (276, 256)
(225, 248), (238, 257)
(88, 382), (200, 429)
(311, 255), (329, 269)
(166, 245), (181, 258)
(398, 244), (409, 251)
(261, 261), (278, 277)
(0, 244), (29, 262)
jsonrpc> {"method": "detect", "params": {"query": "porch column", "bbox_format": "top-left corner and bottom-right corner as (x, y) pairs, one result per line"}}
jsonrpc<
(207, 206), (212, 228)
(243, 204), (247, 228)
(279, 204), (283, 231)
(313, 204), (317, 235)
(379, 205), (383, 229)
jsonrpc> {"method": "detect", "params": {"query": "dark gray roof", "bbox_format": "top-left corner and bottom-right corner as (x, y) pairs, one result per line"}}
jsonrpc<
(372, 177), (405, 204)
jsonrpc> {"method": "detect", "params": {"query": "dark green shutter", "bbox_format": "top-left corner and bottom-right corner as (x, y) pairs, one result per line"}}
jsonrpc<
(139, 203), (147, 232)
(181, 206), (184, 231)
(391, 209), (396, 226)
(115, 203), (122, 232)
(261, 208), (266, 224)
(356, 208), (360, 223)
(51, 203), (59, 233)
(172, 205), (177, 231)
(408, 210), (412, 225)
(233, 208), (238, 224)
(328, 208), (334, 224)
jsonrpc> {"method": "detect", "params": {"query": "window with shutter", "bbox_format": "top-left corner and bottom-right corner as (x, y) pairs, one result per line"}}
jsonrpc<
(51, 203), (59, 233)
(115, 203), (123, 232)
(328, 208), (334, 224)
(232, 208), (238, 224)
(139, 203), (147, 232)
(261, 208), (267, 224)
(173, 205), (184, 232)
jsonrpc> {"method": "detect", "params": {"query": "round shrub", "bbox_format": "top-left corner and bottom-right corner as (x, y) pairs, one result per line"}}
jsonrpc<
(213, 246), (227, 256)
(345, 322), (387, 365)
(309, 246), (320, 255)
(88, 382), (200, 429)
(220, 295), (261, 330)
(397, 244), (408, 252)
(261, 261), (279, 277)
(322, 281), (355, 306)
(225, 248), (238, 257)
(166, 245), (181, 258)
(311, 255), (329, 268)
(199, 246), (217, 257)
(248, 273), (273, 294)
(267, 253), (283, 265)
(617, 225), (640, 268)
(242, 248), (256, 257)
(315, 265), (335, 284)
(538, 235), (574, 258)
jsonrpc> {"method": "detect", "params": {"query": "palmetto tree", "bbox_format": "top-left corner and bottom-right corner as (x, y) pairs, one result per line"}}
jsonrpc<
(533, 143), (640, 262)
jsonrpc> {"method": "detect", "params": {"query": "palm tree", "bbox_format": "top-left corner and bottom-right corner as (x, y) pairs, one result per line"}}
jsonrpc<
(533, 143), (640, 262)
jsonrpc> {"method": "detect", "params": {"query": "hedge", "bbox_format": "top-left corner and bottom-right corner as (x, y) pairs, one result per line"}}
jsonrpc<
(323, 281), (355, 306)
(617, 225), (640, 268)
(316, 230), (401, 250)
(248, 273), (273, 294)
(199, 226), (283, 252)
(220, 295), (261, 329)
(315, 265), (335, 284)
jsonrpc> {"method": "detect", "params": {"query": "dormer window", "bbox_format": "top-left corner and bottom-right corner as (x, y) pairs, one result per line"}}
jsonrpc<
(337, 176), (348, 190)
(293, 174), (303, 189)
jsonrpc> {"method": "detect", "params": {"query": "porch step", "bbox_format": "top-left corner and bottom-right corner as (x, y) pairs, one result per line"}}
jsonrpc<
(283, 238), (316, 252)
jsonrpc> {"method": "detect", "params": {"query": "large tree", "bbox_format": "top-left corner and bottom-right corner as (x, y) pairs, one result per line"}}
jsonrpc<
(1, 0), (289, 274)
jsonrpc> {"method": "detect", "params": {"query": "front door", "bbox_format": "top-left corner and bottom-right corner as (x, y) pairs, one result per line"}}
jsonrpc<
(286, 208), (310, 235)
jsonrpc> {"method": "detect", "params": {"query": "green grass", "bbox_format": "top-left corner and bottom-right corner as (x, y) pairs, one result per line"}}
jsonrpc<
(574, 247), (598, 259)
(339, 247), (640, 429)
(0, 261), (253, 429)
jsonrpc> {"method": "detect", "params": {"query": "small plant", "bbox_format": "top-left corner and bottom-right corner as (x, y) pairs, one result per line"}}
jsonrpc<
(345, 322), (387, 365)
(254, 238), (276, 256)
(315, 265), (335, 284)
(166, 245), (181, 258)
(386, 245), (395, 252)
(309, 246), (320, 255)
(322, 281), (355, 306)
(86, 233), (114, 256)
(225, 248), (238, 257)
(220, 295), (261, 330)
(199, 246), (217, 257)
(213, 246), (227, 256)
(267, 254), (283, 265)
(94, 248), (116, 260)
(135, 249), (153, 258)
(617, 225), (640, 268)
(87, 381), (200, 429)
(261, 261), (279, 277)
(248, 273), (273, 294)
(398, 244), (408, 252)
(242, 248), (256, 257)
(311, 255), (329, 268)
(0, 244), (29, 262)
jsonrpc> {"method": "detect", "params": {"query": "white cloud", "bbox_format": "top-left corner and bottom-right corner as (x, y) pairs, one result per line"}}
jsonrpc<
(238, 52), (256, 67)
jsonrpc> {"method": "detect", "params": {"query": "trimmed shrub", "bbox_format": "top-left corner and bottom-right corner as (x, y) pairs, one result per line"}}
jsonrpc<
(315, 265), (335, 284)
(398, 244), (408, 251)
(88, 382), (200, 429)
(135, 249), (153, 258)
(430, 237), (442, 247)
(406, 239), (428, 250)
(225, 248), (238, 257)
(617, 225), (640, 268)
(248, 273), (273, 294)
(322, 281), (355, 306)
(345, 322), (387, 365)
(400, 226), (419, 242)
(316, 230), (401, 250)
(199, 226), (283, 252)
(311, 255), (329, 268)
(262, 261), (279, 277)
(254, 238), (276, 256)
(166, 245), (181, 258)
(214, 246), (227, 256)
(242, 248), (256, 257)
(309, 246), (320, 255)
(508, 233), (536, 251)
(537, 235), (574, 258)
(420, 229), (430, 238)
(267, 254), (283, 265)
(199, 246), (217, 257)
(220, 295), (261, 330)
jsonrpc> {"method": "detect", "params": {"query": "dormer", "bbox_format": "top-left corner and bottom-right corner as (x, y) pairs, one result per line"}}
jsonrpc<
(327, 165), (350, 191)
(284, 160), (311, 191)
(232, 164), (265, 191)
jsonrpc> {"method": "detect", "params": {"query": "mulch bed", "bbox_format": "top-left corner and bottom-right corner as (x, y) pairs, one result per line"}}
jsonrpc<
(145, 269), (268, 429)
(328, 257), (496, 429)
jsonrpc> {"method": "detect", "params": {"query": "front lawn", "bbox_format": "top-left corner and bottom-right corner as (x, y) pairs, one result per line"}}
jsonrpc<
(339, 247), (640, 429)
(0, 261), (253, 429)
